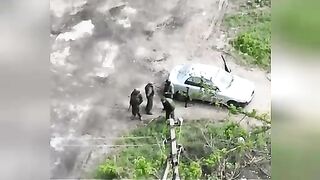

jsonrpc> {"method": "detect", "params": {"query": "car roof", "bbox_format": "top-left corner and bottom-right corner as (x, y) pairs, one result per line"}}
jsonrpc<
(177, 63), (220, 82)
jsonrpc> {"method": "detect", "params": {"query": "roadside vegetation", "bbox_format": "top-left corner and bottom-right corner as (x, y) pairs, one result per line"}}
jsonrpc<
(223, 0), (271, 70)
(95, 105), (271, 179)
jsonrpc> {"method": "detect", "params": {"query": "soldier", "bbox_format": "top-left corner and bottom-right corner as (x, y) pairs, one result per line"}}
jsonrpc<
(144, 82), (154, 115)
(184, 87), (190, 108)
(163, 79), (174, 99)
(161, 97), (175, 120)
(129, 88), (143, 120)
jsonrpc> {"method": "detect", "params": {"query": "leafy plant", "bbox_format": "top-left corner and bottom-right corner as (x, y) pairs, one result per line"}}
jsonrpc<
(203, 148), (227, 167)
(180, 161), (202, 179)
(223, 121), (248, 140)
(133, 156), (154, 178)
(96, 160), (120, 179)
(232, 24), (270, 68)
(224, 5), (271, 69)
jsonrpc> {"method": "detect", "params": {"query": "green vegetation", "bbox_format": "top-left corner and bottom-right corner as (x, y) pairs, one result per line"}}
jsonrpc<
(250, 0), (271, 8)
(95, 109), (271, 179)
(224, 2), (271, 70)
(95, 119), (168, 179)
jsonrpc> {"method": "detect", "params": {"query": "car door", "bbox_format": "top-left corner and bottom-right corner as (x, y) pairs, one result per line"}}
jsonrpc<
(184, 76), (204, 100)
(200, 78), (222, 103)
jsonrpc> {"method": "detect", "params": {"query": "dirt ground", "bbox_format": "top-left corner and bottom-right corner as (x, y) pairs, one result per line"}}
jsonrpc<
(50, 0), (270, 178)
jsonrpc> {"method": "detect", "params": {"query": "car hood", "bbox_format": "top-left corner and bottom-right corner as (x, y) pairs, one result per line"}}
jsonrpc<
(220, 76), (255, 103)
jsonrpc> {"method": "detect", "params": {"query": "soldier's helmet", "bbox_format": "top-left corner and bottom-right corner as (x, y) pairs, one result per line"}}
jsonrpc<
(134, 88), (140, 93)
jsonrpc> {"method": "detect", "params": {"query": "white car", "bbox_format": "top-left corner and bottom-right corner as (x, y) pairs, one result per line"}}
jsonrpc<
(168, 63), (255, 107)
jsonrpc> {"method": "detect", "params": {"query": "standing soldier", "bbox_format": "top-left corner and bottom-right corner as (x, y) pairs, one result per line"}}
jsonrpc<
(163, 79), (174, 99)
(161, 97), (175, 120)
(144, 82), (154, 115)
(184, 87), (190, 108)
(129, 88), (143, 120)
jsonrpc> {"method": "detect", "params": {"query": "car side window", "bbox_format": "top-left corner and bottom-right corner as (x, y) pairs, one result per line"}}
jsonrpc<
(185, 77), (202, 87)
(202, 78), (213, 86)
(202, 78), (219, 91)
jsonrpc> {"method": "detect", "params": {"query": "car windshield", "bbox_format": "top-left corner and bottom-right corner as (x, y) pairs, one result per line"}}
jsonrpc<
(214, 70), (233, 89)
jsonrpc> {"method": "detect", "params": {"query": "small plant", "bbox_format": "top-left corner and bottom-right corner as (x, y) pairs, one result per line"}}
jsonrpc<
(223, 122), (248, 140)
(203, 148), (227, 167)
(96, 160), (120, 179)
(232, 27), (270, 68)
(180, 161), (202, 179)
(133, 156), (154, 178)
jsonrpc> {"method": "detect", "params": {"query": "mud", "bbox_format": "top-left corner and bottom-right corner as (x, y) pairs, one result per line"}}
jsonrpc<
(50, 0), (270, 178)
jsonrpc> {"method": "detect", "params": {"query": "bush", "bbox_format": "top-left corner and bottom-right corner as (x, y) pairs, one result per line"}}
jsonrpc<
(224, 6), (271, 69)
(96, 161), (120, 179)
(133, 156), (154, 178)
(203, 148), (226, 167)
(180, 161), (202, 179)
(232, 23), (270, 68)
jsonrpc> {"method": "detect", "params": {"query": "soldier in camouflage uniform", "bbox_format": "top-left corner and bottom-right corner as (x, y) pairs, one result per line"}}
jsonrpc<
(144, 82), (155, 115)
(161, 97), (175, 120)
(184, 87), (190, 108)
(129, 88), (143, 120)
(163, 79), (174, 99)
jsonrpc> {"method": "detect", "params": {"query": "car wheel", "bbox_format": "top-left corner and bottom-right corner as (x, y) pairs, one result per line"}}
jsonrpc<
(227, 100), (241, 107)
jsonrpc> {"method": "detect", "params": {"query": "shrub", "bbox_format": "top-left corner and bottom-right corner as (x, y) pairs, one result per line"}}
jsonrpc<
(224, 5), (271, 69)
(133, 156), (154, 178)
(180, 161), (202, 179)
(96, 161), (120, 179)
(232, 21), (270, 68)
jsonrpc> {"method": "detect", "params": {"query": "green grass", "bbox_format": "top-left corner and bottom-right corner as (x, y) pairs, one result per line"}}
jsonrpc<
(95, 116), (271, 179)
(224, 6), (271, 70)
(95, 118), (168, 179)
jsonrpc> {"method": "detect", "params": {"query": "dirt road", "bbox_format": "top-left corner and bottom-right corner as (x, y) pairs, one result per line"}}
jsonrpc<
(50, 0), (270, 178)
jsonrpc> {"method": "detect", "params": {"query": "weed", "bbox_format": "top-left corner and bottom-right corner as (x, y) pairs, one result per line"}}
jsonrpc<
(224, 5), (271, 70)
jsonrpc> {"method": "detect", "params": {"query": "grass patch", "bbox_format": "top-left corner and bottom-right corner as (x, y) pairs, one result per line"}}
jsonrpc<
(95, 118), (168, 179)
(95, 116), (271, 179)
(224, 4), (271, 70)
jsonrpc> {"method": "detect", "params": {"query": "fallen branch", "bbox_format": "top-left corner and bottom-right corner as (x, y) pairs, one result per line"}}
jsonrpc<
(199, 127), (214, 149)
(237, 114), (247, 125)
(229, 162), (240, 180)
(251, 125), (271, 135)
(244, 154), (270, 177)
